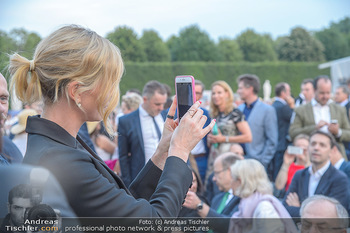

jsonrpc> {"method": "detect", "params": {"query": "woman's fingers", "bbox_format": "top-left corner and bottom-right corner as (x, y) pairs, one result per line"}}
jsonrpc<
(183, 101), (201, 119)
(166, 96), (177, 121)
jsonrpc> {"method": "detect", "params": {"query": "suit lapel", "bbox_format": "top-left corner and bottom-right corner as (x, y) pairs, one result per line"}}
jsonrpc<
(301, 169), (310, 201)
(305, 103), (315, 125)
(315, 165), (332, 195)
(134, 110), (145, 155)
(329, 104), (336, 120)
(247, 100), (261, 123)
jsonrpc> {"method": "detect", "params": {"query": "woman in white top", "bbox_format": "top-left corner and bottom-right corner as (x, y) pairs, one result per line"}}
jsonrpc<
(229, 159), (298, 233)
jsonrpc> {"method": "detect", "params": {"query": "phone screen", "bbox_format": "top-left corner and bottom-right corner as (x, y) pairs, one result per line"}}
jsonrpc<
(176, 82), (193, 121)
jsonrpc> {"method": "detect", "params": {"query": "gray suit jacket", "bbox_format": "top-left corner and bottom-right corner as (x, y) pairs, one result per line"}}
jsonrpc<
(289, 102), (350, 155)
(238, 100), (278, 167)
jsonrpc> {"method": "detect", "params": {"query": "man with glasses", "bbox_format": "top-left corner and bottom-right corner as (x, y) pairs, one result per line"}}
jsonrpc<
(299, 195), (348, 233)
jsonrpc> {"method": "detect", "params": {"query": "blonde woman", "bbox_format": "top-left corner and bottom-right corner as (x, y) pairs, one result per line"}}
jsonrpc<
(9, 25), (215, 217)
(206, 81), (252, 179)
(229, 159), (297, 233)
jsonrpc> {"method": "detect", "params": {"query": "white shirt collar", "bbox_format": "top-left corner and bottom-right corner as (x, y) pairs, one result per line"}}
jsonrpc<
(308, 160), (331, 178)
(139, 105), (151, 117)
(311, 98), (333, 107)
(339, 99), (349, 107)
(334, 158), (345, 170)
(274, 97), (287, 105)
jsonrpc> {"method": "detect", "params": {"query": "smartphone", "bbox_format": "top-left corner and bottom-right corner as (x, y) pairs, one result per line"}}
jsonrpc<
(331, 119), (338, 124)
(175, 75), (196, 121)
(287, 146), (303, 155)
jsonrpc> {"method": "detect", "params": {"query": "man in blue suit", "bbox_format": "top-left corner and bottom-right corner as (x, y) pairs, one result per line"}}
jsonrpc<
(271, 82), (294, 180)
(330, 142), (350, 184)
(283, 131), (350, 217)
(118, 81), (167, 187)
(236, 74), (278, 172)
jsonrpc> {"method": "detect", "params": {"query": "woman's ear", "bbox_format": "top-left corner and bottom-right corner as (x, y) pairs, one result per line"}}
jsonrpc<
(67, 81), (81, 106)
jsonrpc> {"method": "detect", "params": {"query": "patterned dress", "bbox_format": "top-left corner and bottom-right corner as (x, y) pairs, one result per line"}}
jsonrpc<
(205, 109), (245, 182)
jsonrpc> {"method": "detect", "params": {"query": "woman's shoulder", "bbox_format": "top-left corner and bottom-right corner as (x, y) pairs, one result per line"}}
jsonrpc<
(254, 200), (280, 218)
(229, 108), (244, 122)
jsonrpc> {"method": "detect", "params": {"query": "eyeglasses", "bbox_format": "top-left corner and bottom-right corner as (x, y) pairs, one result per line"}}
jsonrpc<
(297, 220), (345, 233)
(213, 168), (228, 176)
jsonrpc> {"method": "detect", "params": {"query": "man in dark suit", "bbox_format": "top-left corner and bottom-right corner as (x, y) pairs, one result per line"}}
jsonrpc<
(118, 81), (167, 186)
(283, 130), (350, 217)
(294, 79), (314, 107)
(329, 142), (350, 183)
(271, 82), (294, 180)
(289, 76), (350, 159)
(334, 85), (350, 159)
(183, 153), (241, 233)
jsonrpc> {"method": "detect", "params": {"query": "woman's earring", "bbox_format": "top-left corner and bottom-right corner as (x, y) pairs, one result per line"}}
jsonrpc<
(76, 102), (82, 108)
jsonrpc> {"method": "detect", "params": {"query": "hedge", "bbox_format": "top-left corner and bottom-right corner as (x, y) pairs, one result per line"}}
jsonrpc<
(121, 62), (330, 97)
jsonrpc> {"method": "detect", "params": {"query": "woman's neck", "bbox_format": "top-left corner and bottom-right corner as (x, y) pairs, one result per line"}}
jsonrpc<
(218, 104), (226, 113)
(41, 101), (83, 138)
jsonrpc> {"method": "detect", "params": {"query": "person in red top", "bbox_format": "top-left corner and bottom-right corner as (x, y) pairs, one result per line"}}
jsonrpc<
(274, 134), (311, 197)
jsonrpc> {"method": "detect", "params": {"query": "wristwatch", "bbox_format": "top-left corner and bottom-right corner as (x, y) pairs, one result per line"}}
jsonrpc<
(196, 201), (203, 210)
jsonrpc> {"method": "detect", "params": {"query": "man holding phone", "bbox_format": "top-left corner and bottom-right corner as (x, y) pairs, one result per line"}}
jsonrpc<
(289, 76), (350, 159)
(118, 81), (167, 186)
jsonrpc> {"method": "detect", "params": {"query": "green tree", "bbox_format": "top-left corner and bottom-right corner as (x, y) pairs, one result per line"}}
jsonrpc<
(106, 26), (146, 62)
(217, 38), (243, 62)
(276, 27), (325, 62)
(8, 28), (41, 59)
(140, 30), (170, 62)
(236, 29), (277, 62)
(168, 25), (219, 61)
(330, 17), (350, 34)
(316, 28), (349, 61)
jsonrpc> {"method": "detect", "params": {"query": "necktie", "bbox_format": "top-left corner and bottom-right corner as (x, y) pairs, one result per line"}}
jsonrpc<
(216, 192), (230, 214)
(151, 116), (161, 140)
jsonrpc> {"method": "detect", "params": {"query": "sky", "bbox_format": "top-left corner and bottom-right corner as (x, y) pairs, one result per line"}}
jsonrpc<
(1, 0), (350, 42)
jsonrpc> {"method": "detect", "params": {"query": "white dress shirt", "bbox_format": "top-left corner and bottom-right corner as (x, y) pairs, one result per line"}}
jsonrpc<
(139, 106), (164, 164)
(308, 161), (331, 196)
(334, 158), (345, 170)
(311, 99), (331, 133)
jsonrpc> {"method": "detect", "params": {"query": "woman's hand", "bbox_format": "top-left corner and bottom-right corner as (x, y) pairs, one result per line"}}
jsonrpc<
(283, 150), (296, 166)
(207, 128), (224, 144)
(151, 97), (179, 169)
(168, 101), (215, 162)
(156, 97), (179, 155)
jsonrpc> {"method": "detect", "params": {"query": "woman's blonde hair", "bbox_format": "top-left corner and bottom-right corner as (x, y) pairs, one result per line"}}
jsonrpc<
(230, 159), (272, 198)
(210, 80), (234, 118)
(121, 93), (143, 112)
(8, 25), (124, 134)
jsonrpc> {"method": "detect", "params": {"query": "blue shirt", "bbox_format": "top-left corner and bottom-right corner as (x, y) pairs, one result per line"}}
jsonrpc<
(243, 99), (259, 120)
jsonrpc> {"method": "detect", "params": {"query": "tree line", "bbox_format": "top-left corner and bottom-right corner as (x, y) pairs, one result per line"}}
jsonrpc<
(0, 17), (349, 70)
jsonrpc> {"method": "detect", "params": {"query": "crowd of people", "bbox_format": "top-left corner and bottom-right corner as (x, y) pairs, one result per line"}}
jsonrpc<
(0, 24), (349, 233)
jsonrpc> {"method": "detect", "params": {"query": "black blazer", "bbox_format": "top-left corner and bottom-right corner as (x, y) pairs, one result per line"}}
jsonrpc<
(282, 164), (350, 217)
(23, 116), (192, 217)
(272, 99), (293, 152)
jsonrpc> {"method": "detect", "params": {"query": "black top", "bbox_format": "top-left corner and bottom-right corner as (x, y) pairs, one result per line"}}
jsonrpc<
(23, 115), (192, 217)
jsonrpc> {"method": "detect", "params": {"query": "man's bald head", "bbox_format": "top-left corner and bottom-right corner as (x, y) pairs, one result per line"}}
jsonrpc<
(0, 73), (9, 128)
